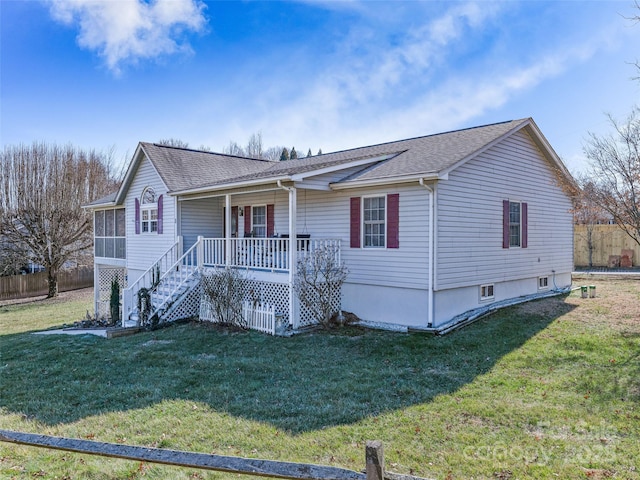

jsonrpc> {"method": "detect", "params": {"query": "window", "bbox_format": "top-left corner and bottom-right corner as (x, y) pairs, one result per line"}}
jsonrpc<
(363, 196), (386, 247)
(252, 205), (266, 238)
(509, 201), (521, 247)
(503, 200), (528, 249)
(141, 187), (158, 233)
(480, 284), (495, 301)
(94, 208), (126, 259)
(538, 276), (549, 290)
(350, 194), (399, 249)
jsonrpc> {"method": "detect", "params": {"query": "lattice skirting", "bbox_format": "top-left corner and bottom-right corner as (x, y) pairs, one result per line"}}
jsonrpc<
(295, 282), (342, 328)
(163, 282), (201, 323)
(198, 267), (342, 330)
(95, 265), (127, 320)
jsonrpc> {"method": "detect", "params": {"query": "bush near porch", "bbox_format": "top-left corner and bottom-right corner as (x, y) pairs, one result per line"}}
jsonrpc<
(0, 279), (638, 479)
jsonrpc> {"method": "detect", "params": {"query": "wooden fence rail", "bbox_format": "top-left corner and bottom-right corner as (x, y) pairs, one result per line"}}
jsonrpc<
(0, 430), (428, 480)
(0, 267), (93, 301)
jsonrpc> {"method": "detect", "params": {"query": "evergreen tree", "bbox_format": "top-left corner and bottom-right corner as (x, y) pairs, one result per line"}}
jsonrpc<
(290, 147), (298, 159)
(280, 147), (290, 161)
(307, 148), (312, 157)
(317, 148), (323, 155)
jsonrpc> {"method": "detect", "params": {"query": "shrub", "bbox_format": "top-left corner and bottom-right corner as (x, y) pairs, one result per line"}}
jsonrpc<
(294, 244), (348, 329)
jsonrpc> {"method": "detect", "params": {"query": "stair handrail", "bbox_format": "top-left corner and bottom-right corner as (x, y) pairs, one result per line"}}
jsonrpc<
(122, 239), (181, 325)
(146, 239), (201, 322)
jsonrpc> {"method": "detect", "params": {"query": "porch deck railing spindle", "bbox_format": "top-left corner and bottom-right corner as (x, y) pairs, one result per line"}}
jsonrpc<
(199, 237), (340, 272)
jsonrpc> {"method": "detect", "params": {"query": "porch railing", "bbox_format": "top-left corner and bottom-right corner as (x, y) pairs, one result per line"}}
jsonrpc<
(122, 239), (182, 325)
(201, 237), (340, 271)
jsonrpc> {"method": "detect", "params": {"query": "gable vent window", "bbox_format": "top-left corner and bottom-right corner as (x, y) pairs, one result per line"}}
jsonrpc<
(135, 187), (163, 235)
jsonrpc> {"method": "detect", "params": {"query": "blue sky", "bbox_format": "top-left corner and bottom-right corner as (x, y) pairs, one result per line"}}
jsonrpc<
(2, 1), (639, 173)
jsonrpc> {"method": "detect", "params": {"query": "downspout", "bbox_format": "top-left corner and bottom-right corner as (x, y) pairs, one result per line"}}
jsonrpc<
(277, 180), (297, 328)
(419, 178), (435, 328)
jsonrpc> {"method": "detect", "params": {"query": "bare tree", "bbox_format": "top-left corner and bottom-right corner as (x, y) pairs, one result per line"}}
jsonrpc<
(245, 132), (264, 159)
(223, 133), (286, 161)
(157, 138), (190, 148)
(571, 174), (610, 267)
(223, 141), (246, 157)
(583, 107), (640, 247)
(0, 142), (118, 297)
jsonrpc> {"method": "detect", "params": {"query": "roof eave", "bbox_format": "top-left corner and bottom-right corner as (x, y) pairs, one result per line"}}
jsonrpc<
(82, 201), (117, 210)
(330, 172), (444, 190)
(170, 175), (292, 196)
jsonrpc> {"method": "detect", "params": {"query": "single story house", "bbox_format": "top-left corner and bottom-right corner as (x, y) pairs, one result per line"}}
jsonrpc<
(86, 118), (574, 333)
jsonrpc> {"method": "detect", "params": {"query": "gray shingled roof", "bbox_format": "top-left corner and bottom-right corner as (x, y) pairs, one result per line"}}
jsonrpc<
(86, 192), (117, 207)
(141, 119), (530, 193)
(140, 143), (274, 192)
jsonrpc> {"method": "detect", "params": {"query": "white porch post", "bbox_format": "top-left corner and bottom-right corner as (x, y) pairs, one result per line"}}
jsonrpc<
(93, 264), (100, 320)
(225, 194), (232, 266)
(197, 235), (204, 270)
(288, 186), (297, 328)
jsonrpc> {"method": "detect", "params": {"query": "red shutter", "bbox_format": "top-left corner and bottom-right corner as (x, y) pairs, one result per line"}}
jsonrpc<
(350, 197), (361, 248)
(135, 198), (140, 235)
(267, 204), (275, 237)
(231, 206), (238, 237)
(157, 194), (163, 234)
(387, 193), (399, 248)
(521, 202), (528, 248)
(502, 200), (509, 249)
(244, 206), (252, 236)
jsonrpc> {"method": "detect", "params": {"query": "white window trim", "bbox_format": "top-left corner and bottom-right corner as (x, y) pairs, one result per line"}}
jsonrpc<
(480, 284), (495, 302)
(362, 195), (387, 249)
(509, 200), (522, 249)
(251, 204), (267, 238)
(538, 276), (549, 290)
(141, 187), (158, 234)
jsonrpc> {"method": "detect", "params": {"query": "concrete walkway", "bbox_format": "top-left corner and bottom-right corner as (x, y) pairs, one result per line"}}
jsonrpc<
(33, 328), (108, 338)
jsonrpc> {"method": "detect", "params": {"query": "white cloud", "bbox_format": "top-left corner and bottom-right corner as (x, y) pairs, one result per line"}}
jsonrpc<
(48, 0), (207, 74)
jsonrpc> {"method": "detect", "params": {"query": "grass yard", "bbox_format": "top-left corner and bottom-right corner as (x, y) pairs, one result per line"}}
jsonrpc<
(0, 279), (639, 479)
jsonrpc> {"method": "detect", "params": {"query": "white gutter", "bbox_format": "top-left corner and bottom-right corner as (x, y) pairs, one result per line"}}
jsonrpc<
(419, 178), (435, 328)
(171, 175), (291, 197)
(330, 172), (445, 190)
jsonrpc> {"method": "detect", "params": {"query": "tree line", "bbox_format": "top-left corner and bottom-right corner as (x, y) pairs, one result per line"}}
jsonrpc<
(0, 143), (119, 296)
(158, 132), (322, 161)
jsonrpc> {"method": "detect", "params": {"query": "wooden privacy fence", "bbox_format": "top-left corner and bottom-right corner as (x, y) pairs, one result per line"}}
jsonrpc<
(0, 266), (94, 301)
(0, 430), (428, 480)
(574, 225), (640, 267)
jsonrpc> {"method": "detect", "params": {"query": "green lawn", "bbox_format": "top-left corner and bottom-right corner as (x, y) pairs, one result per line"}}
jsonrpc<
(0, 281), (638, 479)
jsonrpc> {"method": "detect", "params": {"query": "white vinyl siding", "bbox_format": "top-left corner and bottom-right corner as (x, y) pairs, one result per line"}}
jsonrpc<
(436, 130), (573, 290)
(125, 154), (176, 277)
(299, 185), (430, 289)
(179, 197), (222, 251)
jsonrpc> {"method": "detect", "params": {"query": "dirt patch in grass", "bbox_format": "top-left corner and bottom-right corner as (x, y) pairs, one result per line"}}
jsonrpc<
(0, 287), (93, 307)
